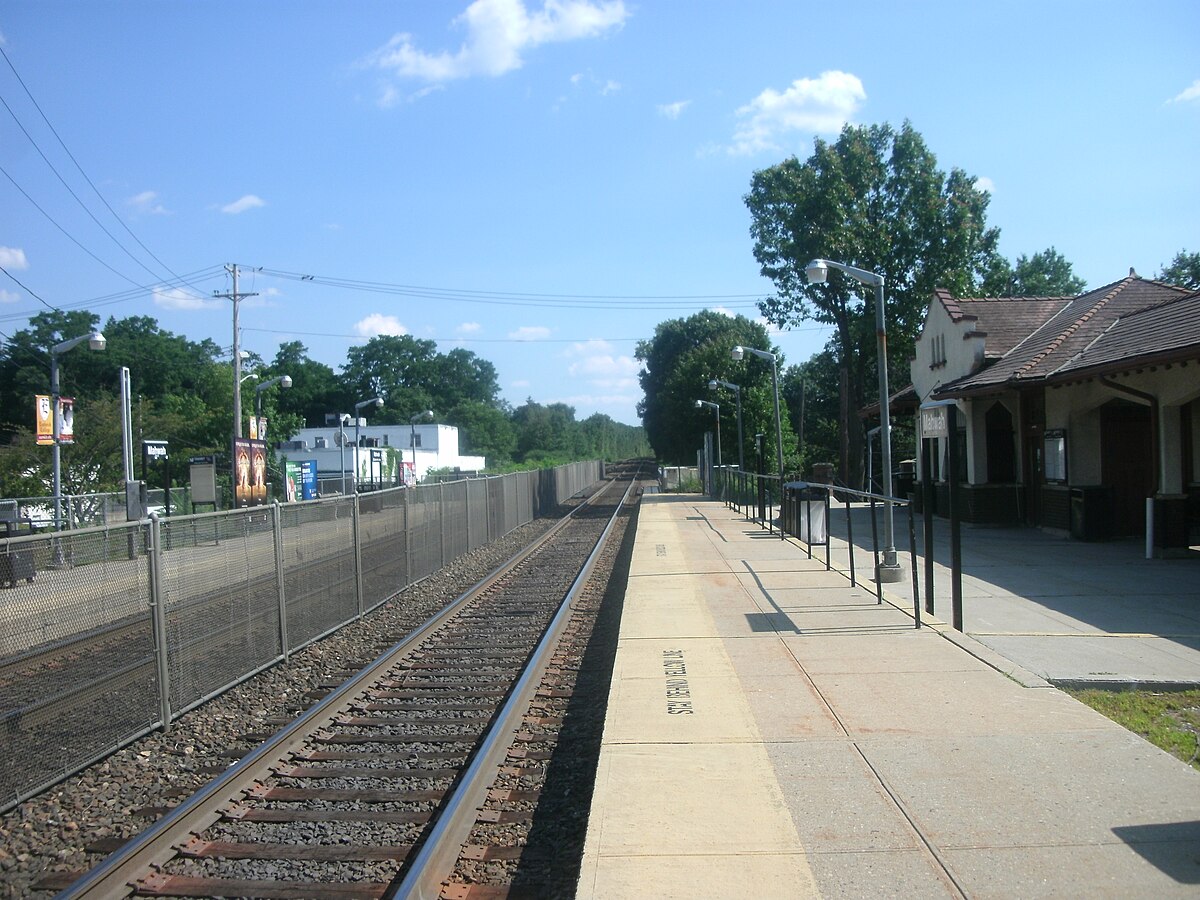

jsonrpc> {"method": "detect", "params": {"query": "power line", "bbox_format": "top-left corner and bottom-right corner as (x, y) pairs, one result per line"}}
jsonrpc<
(0, 264), (57, 311)
(259, 268), (767, 310)
(0, 44), (214, 300)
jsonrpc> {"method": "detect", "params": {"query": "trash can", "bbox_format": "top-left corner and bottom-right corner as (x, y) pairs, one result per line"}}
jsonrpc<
(783, 482), (827, 543)
(1069, 486), (1111, 541)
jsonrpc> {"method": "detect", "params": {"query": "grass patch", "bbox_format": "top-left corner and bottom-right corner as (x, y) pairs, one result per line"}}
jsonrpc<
(1066, 688), (1200, 771)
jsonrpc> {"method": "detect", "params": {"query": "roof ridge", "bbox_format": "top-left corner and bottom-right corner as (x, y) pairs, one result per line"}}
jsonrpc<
(1010, 278), (1133, 380)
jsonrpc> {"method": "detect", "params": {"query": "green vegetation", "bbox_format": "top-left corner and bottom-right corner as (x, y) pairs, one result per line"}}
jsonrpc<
(0, 309), (649, 500)
(1067, 688), (1200, 771)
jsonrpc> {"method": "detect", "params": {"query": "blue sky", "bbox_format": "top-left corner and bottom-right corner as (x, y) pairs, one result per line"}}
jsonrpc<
(1, 1), (1197, 426)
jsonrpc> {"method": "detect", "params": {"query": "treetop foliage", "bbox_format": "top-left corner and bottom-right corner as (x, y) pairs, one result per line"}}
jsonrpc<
(0, 311), (647, 499)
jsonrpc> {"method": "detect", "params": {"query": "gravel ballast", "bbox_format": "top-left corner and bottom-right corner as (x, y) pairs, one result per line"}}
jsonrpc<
(1, 516), (563, 899)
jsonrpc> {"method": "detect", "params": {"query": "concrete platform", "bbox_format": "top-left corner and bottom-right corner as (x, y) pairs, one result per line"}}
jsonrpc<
(577, 495), (1200, 898)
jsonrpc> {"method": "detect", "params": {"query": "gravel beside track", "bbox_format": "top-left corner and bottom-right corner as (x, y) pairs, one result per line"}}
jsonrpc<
(0, 505), (616, 899)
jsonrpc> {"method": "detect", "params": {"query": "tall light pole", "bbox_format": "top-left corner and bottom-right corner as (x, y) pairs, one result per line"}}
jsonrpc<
(708, 378), (743, 472)
(695, 399), (721, 468)
(804, 258), (901, 582)
(50, 330), (106, 539)
(353, 397), (384, 492)
(409, 410), (433, 486)
(731, 345), (784, 484)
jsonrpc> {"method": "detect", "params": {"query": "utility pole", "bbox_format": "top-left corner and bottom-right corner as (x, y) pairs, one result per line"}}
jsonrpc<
(213, 264), (259, 438)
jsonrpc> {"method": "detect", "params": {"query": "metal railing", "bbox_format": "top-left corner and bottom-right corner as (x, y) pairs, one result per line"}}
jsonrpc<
(707, 469), (928, 629)
(0, 460), (601, 813)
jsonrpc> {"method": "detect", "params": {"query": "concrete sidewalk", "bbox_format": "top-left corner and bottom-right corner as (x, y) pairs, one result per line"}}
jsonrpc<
(822, 503), (1200, 687)
(577, 495), (1200, 899)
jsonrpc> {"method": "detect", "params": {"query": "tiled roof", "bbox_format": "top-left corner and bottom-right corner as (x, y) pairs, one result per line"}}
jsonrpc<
(950, 296), (1072, 359)
(1053, 288), (1200, 379)
(934, 277), (1192, 397)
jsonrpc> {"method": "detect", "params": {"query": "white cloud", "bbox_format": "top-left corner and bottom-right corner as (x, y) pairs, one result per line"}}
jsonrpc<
(367, 0), (628, 85)
(221, 194), (266, 214)
(511, 379), (531, 389)
(509, 325), (551, 340)
(457, 321), (482, 334)
(127, 190), (168, 215)
(730, 70), (865, 156)
(600, 79), (620, 95)
(0, 246), (28, 270)
(1169, 79), (1200, 103)
(0, 288), (19, 304)
(658, 100), (690, 120)
(564, 339), (639, 390)
(354, 313), (408, 337)
(974, 176), (996, 194)
(153, 286), (219, 310)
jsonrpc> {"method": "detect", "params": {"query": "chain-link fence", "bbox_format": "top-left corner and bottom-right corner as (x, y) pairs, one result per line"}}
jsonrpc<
(0, 461), (601, 812)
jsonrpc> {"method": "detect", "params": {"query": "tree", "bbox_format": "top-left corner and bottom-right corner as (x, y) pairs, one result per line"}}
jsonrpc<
(270, 341), (349, 427)
(512, 400), (580, 463)
(636, 310), (795, 469)
(1158, 250), (1200, 289)
(445, 400), (517, 465)
(981, 246), (1086, 296)
(746, 121), (1002, 488)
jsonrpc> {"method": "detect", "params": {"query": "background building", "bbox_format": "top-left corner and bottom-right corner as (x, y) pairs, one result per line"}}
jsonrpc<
(280, 420), (485, 493)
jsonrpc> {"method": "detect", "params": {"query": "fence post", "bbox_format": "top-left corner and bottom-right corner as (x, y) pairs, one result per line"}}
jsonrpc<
(439, 481), (447, 569)
(148, 514), (172, 730)
(845, 492), (857, 588)
(352, 493), (364, 619)
(403, 486), (411, 589)
(908, 503), (921, 628)
(273, 500), (290, 658)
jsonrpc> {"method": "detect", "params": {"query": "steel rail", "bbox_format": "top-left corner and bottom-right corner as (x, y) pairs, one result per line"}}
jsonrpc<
(58, 476), (617, 899)
(392, 472), (638, 899)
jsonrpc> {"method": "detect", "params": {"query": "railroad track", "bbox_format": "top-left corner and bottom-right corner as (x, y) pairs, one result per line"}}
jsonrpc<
(57, 462), (645, 898)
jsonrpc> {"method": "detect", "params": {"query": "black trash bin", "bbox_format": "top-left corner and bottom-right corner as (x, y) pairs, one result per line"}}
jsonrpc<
(1070, 486), (1111, 541)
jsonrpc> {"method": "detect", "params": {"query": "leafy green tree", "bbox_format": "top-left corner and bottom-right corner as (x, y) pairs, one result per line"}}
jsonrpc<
(636, 310), (794, 470)
(981, 246), (1086, 296)
(270, 341), (350, 427)
(1157, 250), (1200, 289)
(340, 334), (439, 422)
(511, 400), (581, 463)
(446, 400), (517, 465)
(436, 348), (501, 409)
(746, 121), (1002, 488)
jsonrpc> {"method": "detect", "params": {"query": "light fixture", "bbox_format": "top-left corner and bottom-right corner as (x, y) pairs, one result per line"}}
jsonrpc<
(804, 257), (901, 582)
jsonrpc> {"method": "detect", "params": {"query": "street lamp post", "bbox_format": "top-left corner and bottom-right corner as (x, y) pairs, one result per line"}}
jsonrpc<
(804, 258), (901, 582)
(409, 410), (434, 486)
(49, 331), (106, 540)
(353, 397), (384, 492)
(695, 399), (721, 468)
(731, 345), (784, 483)
(695, 399), (721, 497)
(708, 378), (743, 472)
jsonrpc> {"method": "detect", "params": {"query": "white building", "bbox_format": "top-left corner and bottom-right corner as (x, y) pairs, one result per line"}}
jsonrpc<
(279, 419), (486, 493)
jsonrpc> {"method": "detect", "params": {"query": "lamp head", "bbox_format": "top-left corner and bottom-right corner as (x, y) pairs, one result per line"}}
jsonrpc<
(695, 400), (703, 409)
(374, 396), (384, 409)
(280, 375), (293, 389)
(708, 379), (718, 391)
(88, 331), (107, 351)
(731, 346), (744, 361)
(804, 259), (828, 284)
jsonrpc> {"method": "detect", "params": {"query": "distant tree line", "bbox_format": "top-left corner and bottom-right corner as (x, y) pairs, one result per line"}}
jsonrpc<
(0, 309), (648, 500)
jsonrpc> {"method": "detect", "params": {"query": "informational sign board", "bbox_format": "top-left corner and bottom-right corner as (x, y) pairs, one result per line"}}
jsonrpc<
(920, 405), (948, 438)
(285, 459), (318, 501)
